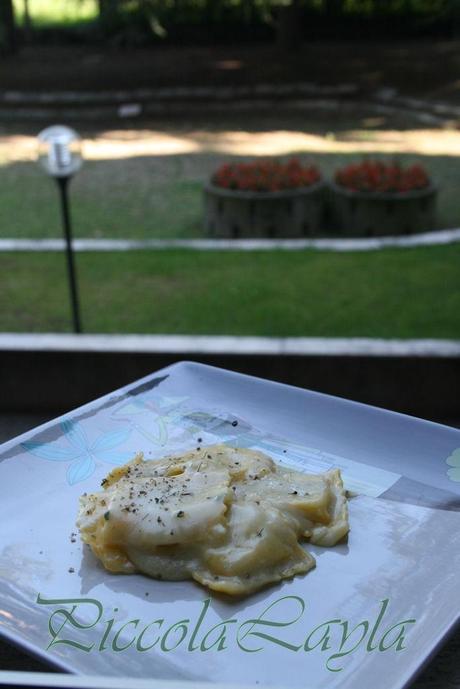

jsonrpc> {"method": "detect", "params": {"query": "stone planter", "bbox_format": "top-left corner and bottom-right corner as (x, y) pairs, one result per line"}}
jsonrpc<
(328, 182), (437, 237)
(204, 181), (326, 239)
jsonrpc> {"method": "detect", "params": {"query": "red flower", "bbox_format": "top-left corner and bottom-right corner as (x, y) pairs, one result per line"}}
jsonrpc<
(335, 159), (430, 193)
(212, 159), (321, 192)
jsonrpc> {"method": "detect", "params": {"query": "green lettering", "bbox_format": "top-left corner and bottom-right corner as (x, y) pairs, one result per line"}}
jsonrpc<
(237, 595), (304, 653)
(200, 619), (237, 652)
(367, 599), (389, 651)
(36, 594), (102, 652)
(188, 599), (212, 651)
(379, 620), (416, 652)
(136, 619), (164, 652)
(160, 619), (190, 652)
(304, 619), (341, 652)
(111, 619), (139, 652)
(326, 620), (369, 672)
(99, 609), (118, 652)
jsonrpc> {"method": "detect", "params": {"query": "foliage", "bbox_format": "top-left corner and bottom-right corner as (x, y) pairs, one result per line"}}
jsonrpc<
(335, 160), (431, 193)
(0, 0), (16, 53)
(8, 0), (455, 41)
(212, 159), (321, 192)
(12, 0), (98, 28)
(341, 0), (448, 16)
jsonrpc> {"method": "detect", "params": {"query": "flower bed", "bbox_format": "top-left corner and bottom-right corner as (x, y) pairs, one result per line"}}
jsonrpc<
(205, 160), (325, 238)
(329, 161), (437, 236)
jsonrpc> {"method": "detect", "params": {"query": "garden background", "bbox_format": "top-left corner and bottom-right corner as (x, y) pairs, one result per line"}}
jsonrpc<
(0, 0), (459, 337)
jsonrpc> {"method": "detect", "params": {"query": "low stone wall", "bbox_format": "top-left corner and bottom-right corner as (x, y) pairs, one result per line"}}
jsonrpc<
(0, 335), (458, 424)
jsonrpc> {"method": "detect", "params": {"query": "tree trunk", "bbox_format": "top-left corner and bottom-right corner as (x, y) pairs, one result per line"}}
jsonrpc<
(452, 0), (460, 38)
(324, 0), (343, 16)
(204, 0), (223, 25)
(98, 0), (120, 21)
(0, 0), (16, 54)
(97, 0), (121, 36)
(276, 0), (303, 52)
(241, 0), (255, 26)
(23, 0), (33, 41)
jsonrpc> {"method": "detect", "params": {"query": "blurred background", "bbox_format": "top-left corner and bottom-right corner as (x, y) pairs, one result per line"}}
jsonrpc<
(0, 0), (459, 338)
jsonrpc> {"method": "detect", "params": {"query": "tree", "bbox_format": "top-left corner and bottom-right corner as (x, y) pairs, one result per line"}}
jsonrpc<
(98, 0), (121, 26)
(23, 0), (33, 41)
(0, 0), (16, 54)
(452, 0), (460, 36)
(324, 0), (344, 16)
(276, 0), (303, 52)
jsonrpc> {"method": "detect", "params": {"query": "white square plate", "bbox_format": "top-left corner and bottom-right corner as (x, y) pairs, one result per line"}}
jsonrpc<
(1, 361), (459, 689)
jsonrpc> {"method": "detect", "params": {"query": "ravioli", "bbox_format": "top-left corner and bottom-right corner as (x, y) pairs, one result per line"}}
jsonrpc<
(77, 444), (349, 595)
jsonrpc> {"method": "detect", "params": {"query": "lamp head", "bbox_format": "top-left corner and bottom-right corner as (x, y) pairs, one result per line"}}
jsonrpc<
(37, 125), (83, 178)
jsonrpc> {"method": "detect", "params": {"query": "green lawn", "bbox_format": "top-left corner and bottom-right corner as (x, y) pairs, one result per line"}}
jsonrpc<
(1, 246), (459, 337)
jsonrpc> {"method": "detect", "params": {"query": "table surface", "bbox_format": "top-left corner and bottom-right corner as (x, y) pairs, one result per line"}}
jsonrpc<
(1, 632), (460, 687)
(1, 414), (459, 688)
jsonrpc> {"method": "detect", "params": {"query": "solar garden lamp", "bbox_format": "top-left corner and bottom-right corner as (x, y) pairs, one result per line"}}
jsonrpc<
(37, 125), (83, 334)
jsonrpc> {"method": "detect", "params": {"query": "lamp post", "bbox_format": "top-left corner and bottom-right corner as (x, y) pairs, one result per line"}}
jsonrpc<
(37, 125), (83, 334)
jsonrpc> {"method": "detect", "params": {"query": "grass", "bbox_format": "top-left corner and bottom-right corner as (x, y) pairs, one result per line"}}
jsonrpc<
(1, 246), (459, 337)
(13, 0), (98, 28)
(0, 162), (204, 240)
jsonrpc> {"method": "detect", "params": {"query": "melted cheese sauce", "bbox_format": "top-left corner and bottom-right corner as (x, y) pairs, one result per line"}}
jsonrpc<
(77, 444), (349, 595)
